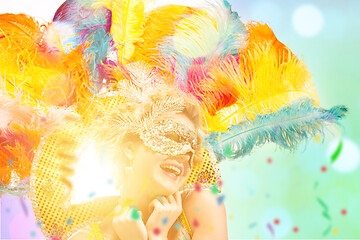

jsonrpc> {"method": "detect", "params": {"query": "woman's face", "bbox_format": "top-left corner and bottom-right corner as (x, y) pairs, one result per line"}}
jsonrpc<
(128, 113), (197, 196)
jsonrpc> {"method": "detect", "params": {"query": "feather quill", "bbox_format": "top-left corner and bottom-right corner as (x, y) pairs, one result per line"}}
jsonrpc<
(205, 98), (348, 160)
(93, 0), (146, 63)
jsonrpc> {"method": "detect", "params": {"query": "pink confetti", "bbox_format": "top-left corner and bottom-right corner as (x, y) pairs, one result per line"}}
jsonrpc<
(193, 219), (199, 228)
(153, 228), (161, 235)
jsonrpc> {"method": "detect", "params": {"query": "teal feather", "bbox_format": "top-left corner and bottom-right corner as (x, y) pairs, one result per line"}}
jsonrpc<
(53, 0), (113, 89)
(205, 98), (348, 161)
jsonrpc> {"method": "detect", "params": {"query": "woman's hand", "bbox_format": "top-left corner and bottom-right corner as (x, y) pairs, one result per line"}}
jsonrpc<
(112, 205), (148, 240)
(146, 191), (182, 240)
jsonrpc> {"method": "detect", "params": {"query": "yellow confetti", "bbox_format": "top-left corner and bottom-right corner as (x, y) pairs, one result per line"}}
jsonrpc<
(333, 228), (339, 234)
(314, 134), (321, 143)
(209, 226), (214, 231)
(255, 235), (260, 239)
(88, 222), (104, 240)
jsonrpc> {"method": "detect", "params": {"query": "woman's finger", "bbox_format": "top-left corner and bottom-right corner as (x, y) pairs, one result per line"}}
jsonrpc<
(148, 199), (163, 214)
(167, 194), (175, 205)
(174, 191), (182, 206)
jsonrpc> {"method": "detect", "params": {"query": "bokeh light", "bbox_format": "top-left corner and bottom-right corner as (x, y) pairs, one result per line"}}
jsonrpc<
(292, 4), (324, 37)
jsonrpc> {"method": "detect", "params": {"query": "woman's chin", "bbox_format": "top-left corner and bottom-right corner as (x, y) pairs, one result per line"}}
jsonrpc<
(152, 169), (184, 195)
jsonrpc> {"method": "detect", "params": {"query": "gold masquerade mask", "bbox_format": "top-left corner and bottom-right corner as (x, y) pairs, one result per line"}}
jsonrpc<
(140, 119), (198, 160)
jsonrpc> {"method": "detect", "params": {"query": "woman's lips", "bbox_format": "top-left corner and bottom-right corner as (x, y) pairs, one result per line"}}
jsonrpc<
(161, 169), (180, 181)
(160, 161), (184, 180)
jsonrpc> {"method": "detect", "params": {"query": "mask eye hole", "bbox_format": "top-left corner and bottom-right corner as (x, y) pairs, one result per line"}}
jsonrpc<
(165, 131), (181, 142)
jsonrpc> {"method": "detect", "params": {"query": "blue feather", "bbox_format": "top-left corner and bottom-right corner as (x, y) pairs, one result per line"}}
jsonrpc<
(205, 98), (348, 161)
(53, 0), (113, 89)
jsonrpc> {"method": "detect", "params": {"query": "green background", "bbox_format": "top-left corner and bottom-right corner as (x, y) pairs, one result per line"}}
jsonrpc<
(222, 0), (360, 239)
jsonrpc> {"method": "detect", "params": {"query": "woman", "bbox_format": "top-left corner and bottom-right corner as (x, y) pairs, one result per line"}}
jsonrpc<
(0, 0), (347, 239)
(68, 62), (228, 240)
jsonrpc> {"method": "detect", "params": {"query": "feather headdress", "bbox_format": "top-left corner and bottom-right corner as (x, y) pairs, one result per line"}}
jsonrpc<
(0, 0), (347, 196)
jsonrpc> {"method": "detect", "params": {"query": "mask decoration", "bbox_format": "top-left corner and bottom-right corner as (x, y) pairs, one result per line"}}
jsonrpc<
(140, 119), (197, 157)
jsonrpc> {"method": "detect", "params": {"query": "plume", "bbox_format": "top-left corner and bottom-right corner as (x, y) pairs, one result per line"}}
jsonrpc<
(93, 0), (146, 63)
(198, 39), (318, 132)
(158, 0), (247, 87)
(131, 4), (197, 64)
(205, 98), (348, 160)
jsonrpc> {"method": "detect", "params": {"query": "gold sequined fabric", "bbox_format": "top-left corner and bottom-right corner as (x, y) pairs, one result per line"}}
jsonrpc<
(30, 88), (221, 239)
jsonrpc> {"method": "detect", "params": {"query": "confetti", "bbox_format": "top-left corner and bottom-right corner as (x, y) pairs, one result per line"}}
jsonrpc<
(333, 228), (339, 234)
(273, 218), (280, 225)
(162, 217), (169, 226)
(130, 207), (141, 221)
(210, 184), (219, 194)
(323, 225), (332, 236)
(66, 218), (73, 225)
(19, 198), (28, 216)
(321, 166), (327, 173)
(209, 226), (214, 231)
(36, 220), (43, 227)
(195, 207), (200, 212)
(317, 198), (332, 236)
(193, 219), (199, 228)
(88, 192), (96, 198)
(217, 180), (223, 187)
(267, 157), (272, 164)
(249, 222), (257, 229)
(293, 227), (299, 233)
(331, 140), (343, 164)
(216, 195), (225, 205)
(341, 209), (347, 215)
(194, 183), (202, 192)
(314, 181), (319, 190)
(266, 223), (275, 237)
(153, 228), (161, 235)
(174, 223), (181, 230)
(30, 231), (36, 237)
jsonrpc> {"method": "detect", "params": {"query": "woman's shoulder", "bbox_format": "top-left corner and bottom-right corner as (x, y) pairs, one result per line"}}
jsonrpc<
(182, 190), (228, 239)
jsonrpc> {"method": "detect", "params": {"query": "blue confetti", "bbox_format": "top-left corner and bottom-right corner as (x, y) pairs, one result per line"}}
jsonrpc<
(249, 222), (257, 229)
(88, 192), (96, 198)
(174, 223), (181, 230)
(162, 217), (169, 226)
(216, 195), (225, 205)
(66, 218), (73, 225)
(195, 207), (200, 212)
(36, 220), (42, 227)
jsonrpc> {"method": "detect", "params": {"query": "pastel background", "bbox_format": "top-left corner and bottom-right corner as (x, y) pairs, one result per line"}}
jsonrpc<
(1, 0), (359, 239)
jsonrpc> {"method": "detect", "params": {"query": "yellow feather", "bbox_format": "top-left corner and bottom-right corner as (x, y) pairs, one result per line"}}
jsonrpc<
(202, 43), (319, 132)
(131, 4), (198, 63)
(94, 0), (146, 63)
